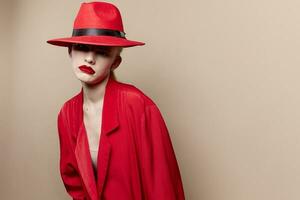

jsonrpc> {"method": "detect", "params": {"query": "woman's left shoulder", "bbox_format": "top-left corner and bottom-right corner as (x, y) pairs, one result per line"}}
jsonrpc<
(115, 80), (158, 110)
(115, 80), (167, 127)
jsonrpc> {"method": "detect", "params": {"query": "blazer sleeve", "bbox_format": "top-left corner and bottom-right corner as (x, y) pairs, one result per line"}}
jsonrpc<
(138, 104), (185, 200)
(57, 109), (87, 200)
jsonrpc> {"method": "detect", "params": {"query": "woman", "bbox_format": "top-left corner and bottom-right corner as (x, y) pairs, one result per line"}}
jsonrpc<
(47, 2), (185, 200)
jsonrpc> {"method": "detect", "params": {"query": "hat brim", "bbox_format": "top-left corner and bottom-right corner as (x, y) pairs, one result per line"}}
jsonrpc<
(47, 35), (145, 47)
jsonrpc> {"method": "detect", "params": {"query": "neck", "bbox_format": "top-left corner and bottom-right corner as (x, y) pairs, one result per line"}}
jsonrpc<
(81, 74), (111, 106)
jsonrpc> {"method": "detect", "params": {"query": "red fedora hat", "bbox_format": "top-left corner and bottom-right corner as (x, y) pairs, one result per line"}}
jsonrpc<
(47, 2), (145, 47)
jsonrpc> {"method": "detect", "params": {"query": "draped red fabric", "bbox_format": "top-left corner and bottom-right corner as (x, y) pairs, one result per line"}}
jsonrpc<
(57, 76), (185, 200)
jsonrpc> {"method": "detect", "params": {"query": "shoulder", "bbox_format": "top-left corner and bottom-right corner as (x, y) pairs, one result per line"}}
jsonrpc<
(114, 80), (158, 109)
(115, 81), (169, 130)
(114, 80), (167, 125)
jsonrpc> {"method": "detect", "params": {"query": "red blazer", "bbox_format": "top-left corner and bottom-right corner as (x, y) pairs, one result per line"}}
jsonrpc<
(57, 76), (185, 200)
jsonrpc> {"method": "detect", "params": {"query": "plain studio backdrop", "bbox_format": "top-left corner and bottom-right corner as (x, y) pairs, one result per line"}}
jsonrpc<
(1, 0), (300, 199)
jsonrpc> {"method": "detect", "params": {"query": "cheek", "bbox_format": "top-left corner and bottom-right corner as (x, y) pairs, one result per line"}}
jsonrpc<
(70, 52), (83, 68)
(95, 58), (114, 69)
(71, 59), (78, 72)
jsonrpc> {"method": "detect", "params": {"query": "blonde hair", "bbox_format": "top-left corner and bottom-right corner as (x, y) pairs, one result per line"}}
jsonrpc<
(110, 70), (117, 80)
(110, 47), (123, 81)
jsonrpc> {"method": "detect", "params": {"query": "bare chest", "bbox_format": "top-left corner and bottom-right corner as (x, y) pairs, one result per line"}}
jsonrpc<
(83, 104), (103, 152)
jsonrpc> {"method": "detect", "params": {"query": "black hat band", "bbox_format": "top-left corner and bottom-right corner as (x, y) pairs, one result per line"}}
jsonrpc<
(72, 28), (126, 38)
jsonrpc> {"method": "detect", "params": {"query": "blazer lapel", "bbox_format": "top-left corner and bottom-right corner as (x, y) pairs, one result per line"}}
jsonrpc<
(74, 75), (120, 200)
(75, 124), (99, 200)
(97, 76), (120, 198)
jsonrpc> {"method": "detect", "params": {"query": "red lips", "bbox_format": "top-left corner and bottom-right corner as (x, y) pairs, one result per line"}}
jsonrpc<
(78, 65), (95, 74)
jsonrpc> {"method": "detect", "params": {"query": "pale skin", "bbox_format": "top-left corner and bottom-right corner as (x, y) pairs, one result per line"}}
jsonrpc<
(68, 44), (122, 155)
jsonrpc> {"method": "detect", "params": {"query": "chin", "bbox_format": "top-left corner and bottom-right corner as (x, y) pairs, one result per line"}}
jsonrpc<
(79, 76), (102, 85)
(81, 81), (96, 85)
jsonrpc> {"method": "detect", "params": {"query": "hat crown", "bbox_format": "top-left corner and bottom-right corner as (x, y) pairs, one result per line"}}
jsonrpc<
(73, 2), (124, 32)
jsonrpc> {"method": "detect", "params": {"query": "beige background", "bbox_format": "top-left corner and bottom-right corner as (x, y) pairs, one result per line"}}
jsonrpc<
(1, 0), (300, 199)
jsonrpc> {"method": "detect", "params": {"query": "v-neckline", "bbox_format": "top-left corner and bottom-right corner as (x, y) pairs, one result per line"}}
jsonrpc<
(82, 102), (103, 151)
(74, 75), (120, 199)
(81, 77), (109, 150)
(81, 80), (109, 181)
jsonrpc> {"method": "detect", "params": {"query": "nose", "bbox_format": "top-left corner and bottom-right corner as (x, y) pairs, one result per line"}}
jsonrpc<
(84, 51), (96, 65)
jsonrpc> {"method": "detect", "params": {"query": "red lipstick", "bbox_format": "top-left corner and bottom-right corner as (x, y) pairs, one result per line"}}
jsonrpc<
(79, 65), (95, 74)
